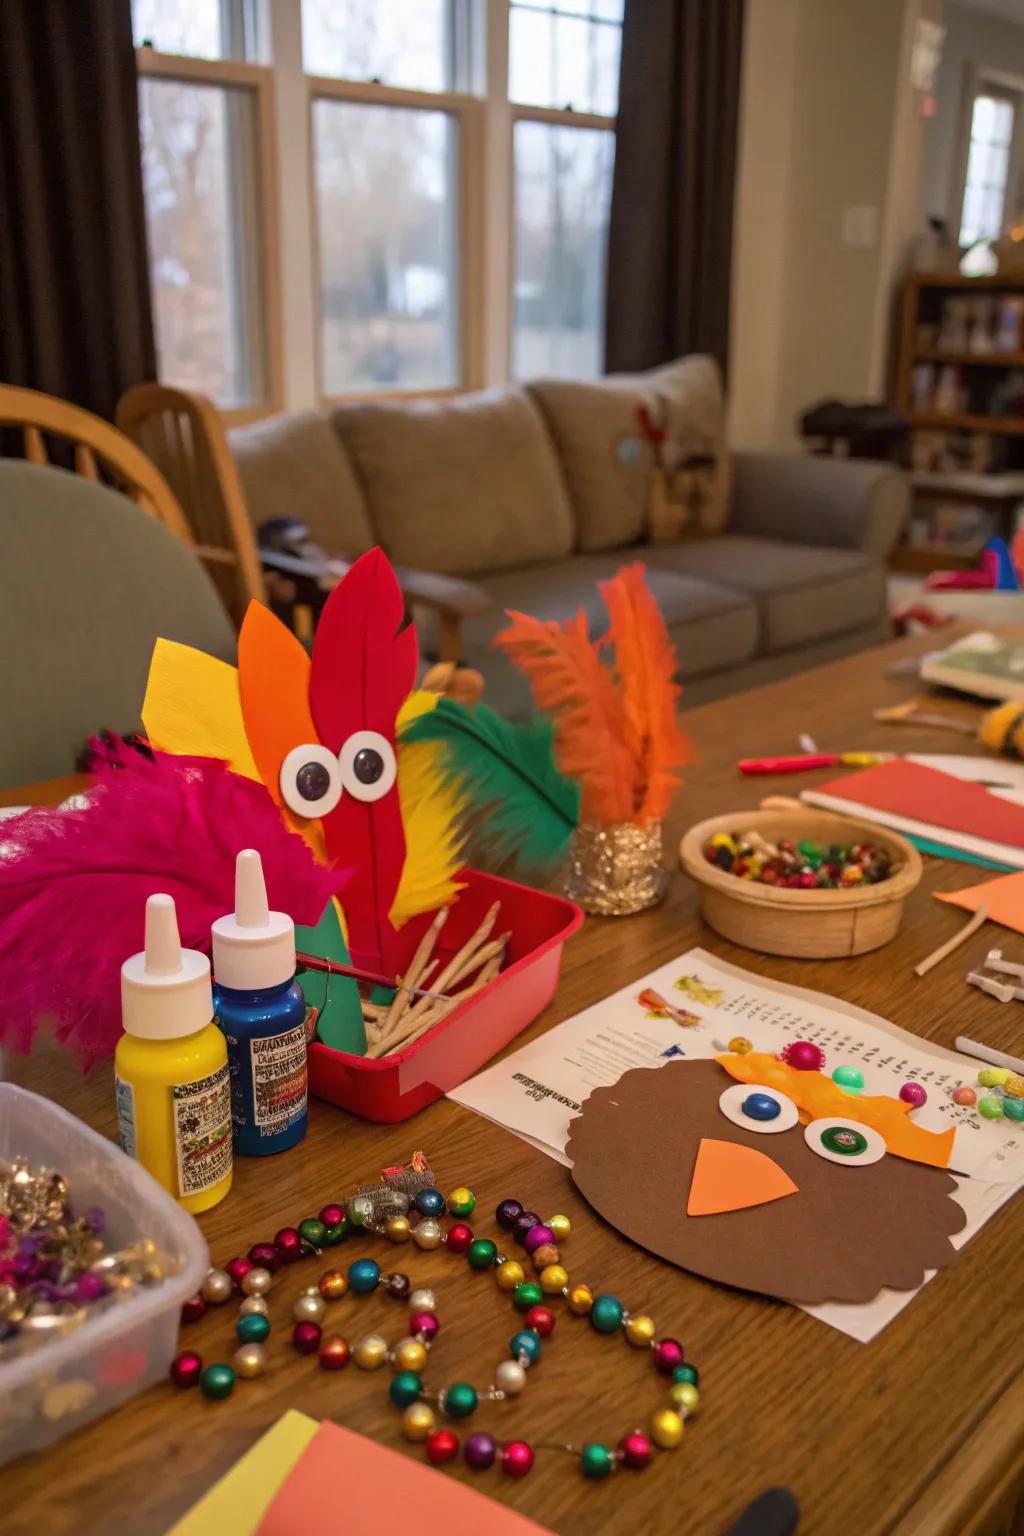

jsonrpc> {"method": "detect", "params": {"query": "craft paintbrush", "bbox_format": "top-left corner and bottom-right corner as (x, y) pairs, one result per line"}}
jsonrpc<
(295, 952), (451, 1003)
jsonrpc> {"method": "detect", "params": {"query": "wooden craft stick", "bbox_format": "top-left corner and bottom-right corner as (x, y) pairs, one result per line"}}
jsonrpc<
(444, 932), (510, 990)
(383, 954), (505, 1057)
(366, 904), (503, 1058)
(366, 961), (439, 1042)
(380, 908), (449, 1037)
(914, 904), (989, 977)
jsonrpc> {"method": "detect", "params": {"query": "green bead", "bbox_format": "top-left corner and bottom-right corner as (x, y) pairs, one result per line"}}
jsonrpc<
(580, 1443), (613, 1479)
(673, 1363), (700, 1386)
(200, 1364), (236, 1400)
(512, 1281), (544, 1312)
(443, 1381), (478, 1419)
(298, 1218), (327, 1248)
(1004, 1097), (1024, 1121)
(831, 1065), (864, 1094)
(236, 1312), (270, 1344)
(590, 1295), (624, 1333)
(467, 1238), (497, 1271)
(979, 1095), (1005, 1120)
(389, 1371), (423, 1408)
(322, 1219), (350, 1246)
(446, 1187), (476, 1217)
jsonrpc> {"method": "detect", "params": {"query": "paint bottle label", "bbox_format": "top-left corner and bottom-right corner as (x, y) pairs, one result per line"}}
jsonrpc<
(172, 1064), (233, 1197)
(115, 1075), (137, 1159)
(250, 1023), (308, 1140)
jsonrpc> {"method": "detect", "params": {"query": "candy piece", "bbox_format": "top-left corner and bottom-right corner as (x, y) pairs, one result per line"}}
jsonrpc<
(1004, 1097), (1024, 1121)
(899, 1082), (927, 1109)
(780, 1040), (826, 1072)
(952, 1085), (977, 1106)
(1004, 1073), (1024, 1098)
(978, 1067), (1011, 1089)
(979, 1095), (1005, 1119)
(832, 1065), (864, 1094)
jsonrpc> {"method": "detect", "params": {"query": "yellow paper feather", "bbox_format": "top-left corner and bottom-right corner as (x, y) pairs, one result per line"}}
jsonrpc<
(390, 691), (467, 924)
(142, 639), (260, 783)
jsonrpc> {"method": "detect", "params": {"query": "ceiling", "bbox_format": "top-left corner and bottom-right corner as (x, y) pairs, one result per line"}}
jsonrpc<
(955, 0), (1024, 23)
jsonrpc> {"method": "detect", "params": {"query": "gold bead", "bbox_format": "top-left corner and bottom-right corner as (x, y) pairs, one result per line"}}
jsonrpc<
(200, 1268), (233, 1304)
(567, 1284), (593, 1315)
(393, 1337), (427, 1373)
(318, 1269), (348, 1300)
(625, 1314), (656, 1347)
(447, 1186), (474, 1212)
(539, 1264), (568, 1295)
(234, 1342), (267, 1379)
(293, 1292), (327, 1325)
(650, 1408), (684, 1449)
(386, 1216), (411, 1243)
(670, 1382), (700, 1416)
(403, 1401), (435, 1442)
(239, 1295), (268, 1317)
(530, 1243), (560, 1271)
(353, 1333), (389, 1370)
(495, 1260), (525, 1292)
(547, 1214), (571, 1241)
(240, 1267), (273, 1298)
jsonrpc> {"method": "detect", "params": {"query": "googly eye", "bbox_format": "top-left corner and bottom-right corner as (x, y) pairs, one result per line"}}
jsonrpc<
(338, 730), (397, 803)
(804, 1117), (885, 1166)
(718, 1082), (799, 1134)
(279, 743), (343, 818)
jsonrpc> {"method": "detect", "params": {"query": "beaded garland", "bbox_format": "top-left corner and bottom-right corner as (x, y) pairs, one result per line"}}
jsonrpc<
(173, 1176), (702, 1481)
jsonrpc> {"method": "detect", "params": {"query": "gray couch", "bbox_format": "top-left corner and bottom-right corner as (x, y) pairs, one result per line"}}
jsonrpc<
(230, 356), (907, 718)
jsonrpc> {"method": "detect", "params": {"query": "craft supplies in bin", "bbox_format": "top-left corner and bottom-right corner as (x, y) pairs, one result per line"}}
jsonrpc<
(308, 871), (582, 1122)
(0, 1084), (207, 1466)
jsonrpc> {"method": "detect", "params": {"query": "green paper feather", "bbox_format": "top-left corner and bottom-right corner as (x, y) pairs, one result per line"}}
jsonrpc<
(401, 699), (580, 876)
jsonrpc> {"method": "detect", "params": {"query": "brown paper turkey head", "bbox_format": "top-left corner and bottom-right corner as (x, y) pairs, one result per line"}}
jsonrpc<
(566, 1060), (966, 1305)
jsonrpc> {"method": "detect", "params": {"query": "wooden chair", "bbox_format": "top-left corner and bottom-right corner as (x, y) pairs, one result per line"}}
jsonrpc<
(0, 383), (192, 545)
(116, 383), (266, 628)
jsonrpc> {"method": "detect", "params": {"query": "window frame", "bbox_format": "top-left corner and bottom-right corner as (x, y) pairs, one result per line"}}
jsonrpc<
(954, 64), (1024, 249)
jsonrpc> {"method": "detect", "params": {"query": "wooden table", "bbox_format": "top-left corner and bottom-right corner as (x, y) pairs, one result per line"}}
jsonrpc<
(5, 629), (1024, 1536)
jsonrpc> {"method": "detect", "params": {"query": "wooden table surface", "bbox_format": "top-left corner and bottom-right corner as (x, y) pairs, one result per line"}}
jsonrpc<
(5, 628), (1024, 1536)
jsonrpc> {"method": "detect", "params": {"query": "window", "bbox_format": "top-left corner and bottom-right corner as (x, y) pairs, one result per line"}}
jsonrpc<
(510, 0), (623, 116)
(302, 0), (453, 93)
(960, 90), (1017, 246)
(132, 0), (234, 60)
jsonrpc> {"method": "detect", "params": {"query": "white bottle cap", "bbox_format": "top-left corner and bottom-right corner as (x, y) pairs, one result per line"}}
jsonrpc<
(121, 894), (214, 1040)
(211, 849), (296, 992)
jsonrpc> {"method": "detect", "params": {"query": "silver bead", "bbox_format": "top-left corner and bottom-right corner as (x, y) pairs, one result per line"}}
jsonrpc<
(200, 1268), (233, 1304)
(390, 1191), (411, 1214)
(293, 1292), (327, 1324)
(238, 1295), (269, 1317)
(408, 1287), (436, 1312)
(234, 1342), (267, 1379)
(495, 1360), (526, 1396)
(346, 1195), (374, 1227)
(412, 1219), (441, 1251)
(240, 1266), (273, 1298)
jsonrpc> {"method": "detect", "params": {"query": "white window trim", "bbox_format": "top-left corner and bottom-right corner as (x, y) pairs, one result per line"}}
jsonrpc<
(954, 63), (1024, 249)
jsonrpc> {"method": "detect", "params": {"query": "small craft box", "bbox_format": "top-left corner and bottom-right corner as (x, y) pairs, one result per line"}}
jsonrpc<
(0, 1083), (208, 1467)
(308, 870), (583, 1122)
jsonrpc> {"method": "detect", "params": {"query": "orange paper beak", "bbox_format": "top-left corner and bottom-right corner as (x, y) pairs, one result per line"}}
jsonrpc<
(687, 1137), (799, 1217)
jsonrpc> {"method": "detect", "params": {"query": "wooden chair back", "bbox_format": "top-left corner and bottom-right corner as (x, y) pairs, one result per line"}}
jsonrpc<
(0, 383), (192, 544)
(116, 384), (266, 626)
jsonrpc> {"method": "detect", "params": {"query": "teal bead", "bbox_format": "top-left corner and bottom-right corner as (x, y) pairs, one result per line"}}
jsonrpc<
(831, 1064), (864, 1094)
(235, 1312), (270, 1344)
(979, 1095), (1005, 1120)
(580, 1443), (613, 1479)
(590, 1295), (624, 1333)
(443, 1381), (478, 1419)
(298, 1218), (327, 1248)
(348, 1258), (381, 1294)
(512, 1281), (544, 1312)
(673, 1363), (700, 1386)
(200, 1363), (236, 1400)
(322, 1219), (350, 1246)
(389, 1371), (423, 1408)
(415, 1188), (446, 1217)
(510, 1329), (541, 1364)
(1004, 1097), (1024, 1121)
(467, 1238), (497, 1271)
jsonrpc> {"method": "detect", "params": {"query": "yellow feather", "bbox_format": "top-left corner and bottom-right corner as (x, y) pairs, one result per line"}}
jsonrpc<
(390, 692), (467, 924)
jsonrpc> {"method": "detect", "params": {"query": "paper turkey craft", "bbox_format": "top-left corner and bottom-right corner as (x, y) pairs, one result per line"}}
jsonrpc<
(567, 1056), (967, 1305)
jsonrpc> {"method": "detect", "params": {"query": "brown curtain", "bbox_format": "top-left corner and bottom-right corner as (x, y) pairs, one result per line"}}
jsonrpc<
(605, 0), (745, 376)
(0, 0), (156, 421)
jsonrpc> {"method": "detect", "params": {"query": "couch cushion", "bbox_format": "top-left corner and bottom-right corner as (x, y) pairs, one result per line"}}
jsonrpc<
(228, 410), (375, 556)
(641, 536), (886, 655)
(527, 354), (730, 553)
(331, 389), (573, 577)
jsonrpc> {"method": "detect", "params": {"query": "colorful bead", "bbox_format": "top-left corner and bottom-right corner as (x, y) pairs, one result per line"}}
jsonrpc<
(1004, 1097), (1024, 1121)
(522, 1224), (555, 1255)
(625, 1314), (656, 1347)
(496, 1260), (525, 1292)
(292, 1321), (322, 1355)
(781, 1040), (826, 1072)
(234, 1342), (267, 1379)
(742, 1092), (781, 1122)
(199, 1363), (236, 1400)
(443, 1382), (478, 1419)
(513, 1281), (544, 1312)
(353, 1333), (389, 1370)
(495, 1360), (527, 1395)
(650, 1408), (684, 1448)
(386, 1273), (411, 1300)
(589, 1295), (624, 1333)
(1005, 1073), (1024, 1098)
(318, 1203), (345, 1228)
(236, 1312), (270, 1343)
(402, 1402), (435, 1442)
(495, 1199), (524, 1230)
(501, 1441), (534, 1478)
(347, 1258), (381, 1295)
(525, 1305), (555, 1337)
(547, 1214), (571, 1241)
(224, 1257), (253, 1288)
(200, 1268), (232, 1304)
(346, 1196), (374, 1227)
(467, 1239), (497, 1270)
(653, 1338), (685, 1374)
(464, 1432), (497, 1470)
(510, 1330), (542, 1365)
(390, 1370), (423, 1407)
(409, 1312), (439, 1342)
(247, 1242), (280, 1272)
(512, 1212), (541, 1245)
(979, 1067), (1011, 1089)
(239, 1295), (268, 1318)
(832, 1065), (864, 1094)
(567, 1284), (593, 1315)
(530, 1243), (560, 1271)
(297, 1218), (327, 1248)
(322, 1221), (349, 1247)
(274, 1228), (302, 1263)
(293, 1290), (327, 1325)
(899, 1082), (927, 1108)
(426, 1429), (460, 1465)
(318, 1335), (351, 1370)
(393, 1338), (428, 1373)
(408, 1287), (436, 1314)
(240, 1266), (273, 1298)
(414, 1188), (446, 1217)
(580, 1443), (613, 1479)
(727, 1036), (753, 1055)
(169, 1350), (203, 1388)
(670, 1381), (700, 1416)
(181, 1294), (207, 1325)
(619, 1432), (651, 1469)
(446, 1187), (476, 1217)
(386, 1216), (411, 1243)
(673, 1363), (699, 1386)
(318, 1269), (348, 1300)
(952, 1086), (977, 1106)
(446, 1223), (474, 1256)
(537, 1264), (566, 1295)
(412, 1218), (442, 1251)
(979, 1095), (1005, 1119)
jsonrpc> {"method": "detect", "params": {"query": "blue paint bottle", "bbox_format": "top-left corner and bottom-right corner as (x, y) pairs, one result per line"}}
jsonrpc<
(212, 849), (308, 1157)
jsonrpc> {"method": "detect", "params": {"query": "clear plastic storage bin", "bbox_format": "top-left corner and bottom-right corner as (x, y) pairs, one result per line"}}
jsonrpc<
(0, 1083), (208, 1466)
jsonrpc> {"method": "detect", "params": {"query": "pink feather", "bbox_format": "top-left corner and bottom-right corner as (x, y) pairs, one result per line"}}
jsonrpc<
(0, 746), (346, 1064)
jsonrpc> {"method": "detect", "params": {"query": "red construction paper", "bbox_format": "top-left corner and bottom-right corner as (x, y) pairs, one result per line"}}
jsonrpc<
(817, 759), (1024, 849)
(687, 1136), (798, 1216)
(256, 1421), (550, 1536)
(237, 602), (316, 811)
(937, 868), (1024, 935)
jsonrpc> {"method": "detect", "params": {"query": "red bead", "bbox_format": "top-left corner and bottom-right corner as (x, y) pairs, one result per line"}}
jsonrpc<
(318, 1335), (351, 1370)
(248, 1242), (280, 1273)
(525, 1305), (555, 1338)
(653, 1338), (685, 1375)
(425, 1429), (460, 1465)
(446, 1222), (474, 1255)
(319, 1204), (345, 1228)
(501, 1441), (535, 1478)
(180, 1294), (207, 1325)
(619, 1432), (651, 1470)
(275, 1227), (302, 1263)
(169, 1349), (203, 1388)
(293, 1321), (322, 1354)
(410, 1311), (439, 1342)
(224, 1257), (253, 1288)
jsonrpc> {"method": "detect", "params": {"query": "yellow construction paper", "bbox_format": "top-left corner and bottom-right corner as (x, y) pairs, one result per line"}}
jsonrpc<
(166, 1410), (318, 1536)
(142, 638), (260, 782)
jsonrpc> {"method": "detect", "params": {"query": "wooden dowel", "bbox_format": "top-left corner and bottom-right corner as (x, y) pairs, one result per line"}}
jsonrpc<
(366, 961), (438, 1045)
(373, 903), (503, 1052)
(379, 907), (449, 1038)
(382, 953), (505, 1057)
(914, 905), (989, 977)
(444, 932), (510, 990)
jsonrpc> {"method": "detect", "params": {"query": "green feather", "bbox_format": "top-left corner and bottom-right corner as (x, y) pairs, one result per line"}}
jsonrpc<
(401, 699), (580, 876)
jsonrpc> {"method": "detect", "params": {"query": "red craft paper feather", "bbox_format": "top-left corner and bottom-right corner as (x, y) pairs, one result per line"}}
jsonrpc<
(308, 549), (418, 969)
(0, 745), (345, 1064)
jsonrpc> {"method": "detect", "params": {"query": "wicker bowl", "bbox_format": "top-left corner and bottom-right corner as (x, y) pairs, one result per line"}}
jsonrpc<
(679, 808), (922, 959)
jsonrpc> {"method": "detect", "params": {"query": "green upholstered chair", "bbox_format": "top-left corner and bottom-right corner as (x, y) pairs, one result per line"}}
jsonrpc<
(0, 460), (236, 788)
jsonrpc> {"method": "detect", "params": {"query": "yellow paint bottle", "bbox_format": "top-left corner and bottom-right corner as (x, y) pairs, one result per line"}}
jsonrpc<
(115, 893), (233, 1214)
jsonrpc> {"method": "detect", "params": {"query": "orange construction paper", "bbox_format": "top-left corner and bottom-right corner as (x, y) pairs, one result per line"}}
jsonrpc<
(718, 1053), (955, 1169)
(255, 1421), (551, 1536)
(687, 1136), (798, 1216)
(237, 601), (316, 810)
(936, 868), (1024, 935)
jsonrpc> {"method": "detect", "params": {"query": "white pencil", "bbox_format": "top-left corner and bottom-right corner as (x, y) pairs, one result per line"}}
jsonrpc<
(955, 1035), (1024, 1075)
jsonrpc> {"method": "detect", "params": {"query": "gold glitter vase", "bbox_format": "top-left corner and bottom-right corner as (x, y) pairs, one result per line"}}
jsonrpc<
(565, 821), (668, 916)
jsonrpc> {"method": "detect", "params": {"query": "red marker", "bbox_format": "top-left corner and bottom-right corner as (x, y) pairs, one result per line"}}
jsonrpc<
(738, 751), (892, 776)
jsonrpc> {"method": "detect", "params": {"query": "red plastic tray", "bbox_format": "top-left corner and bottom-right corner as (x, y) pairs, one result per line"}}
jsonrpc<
(308, 870), (583, 1122)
